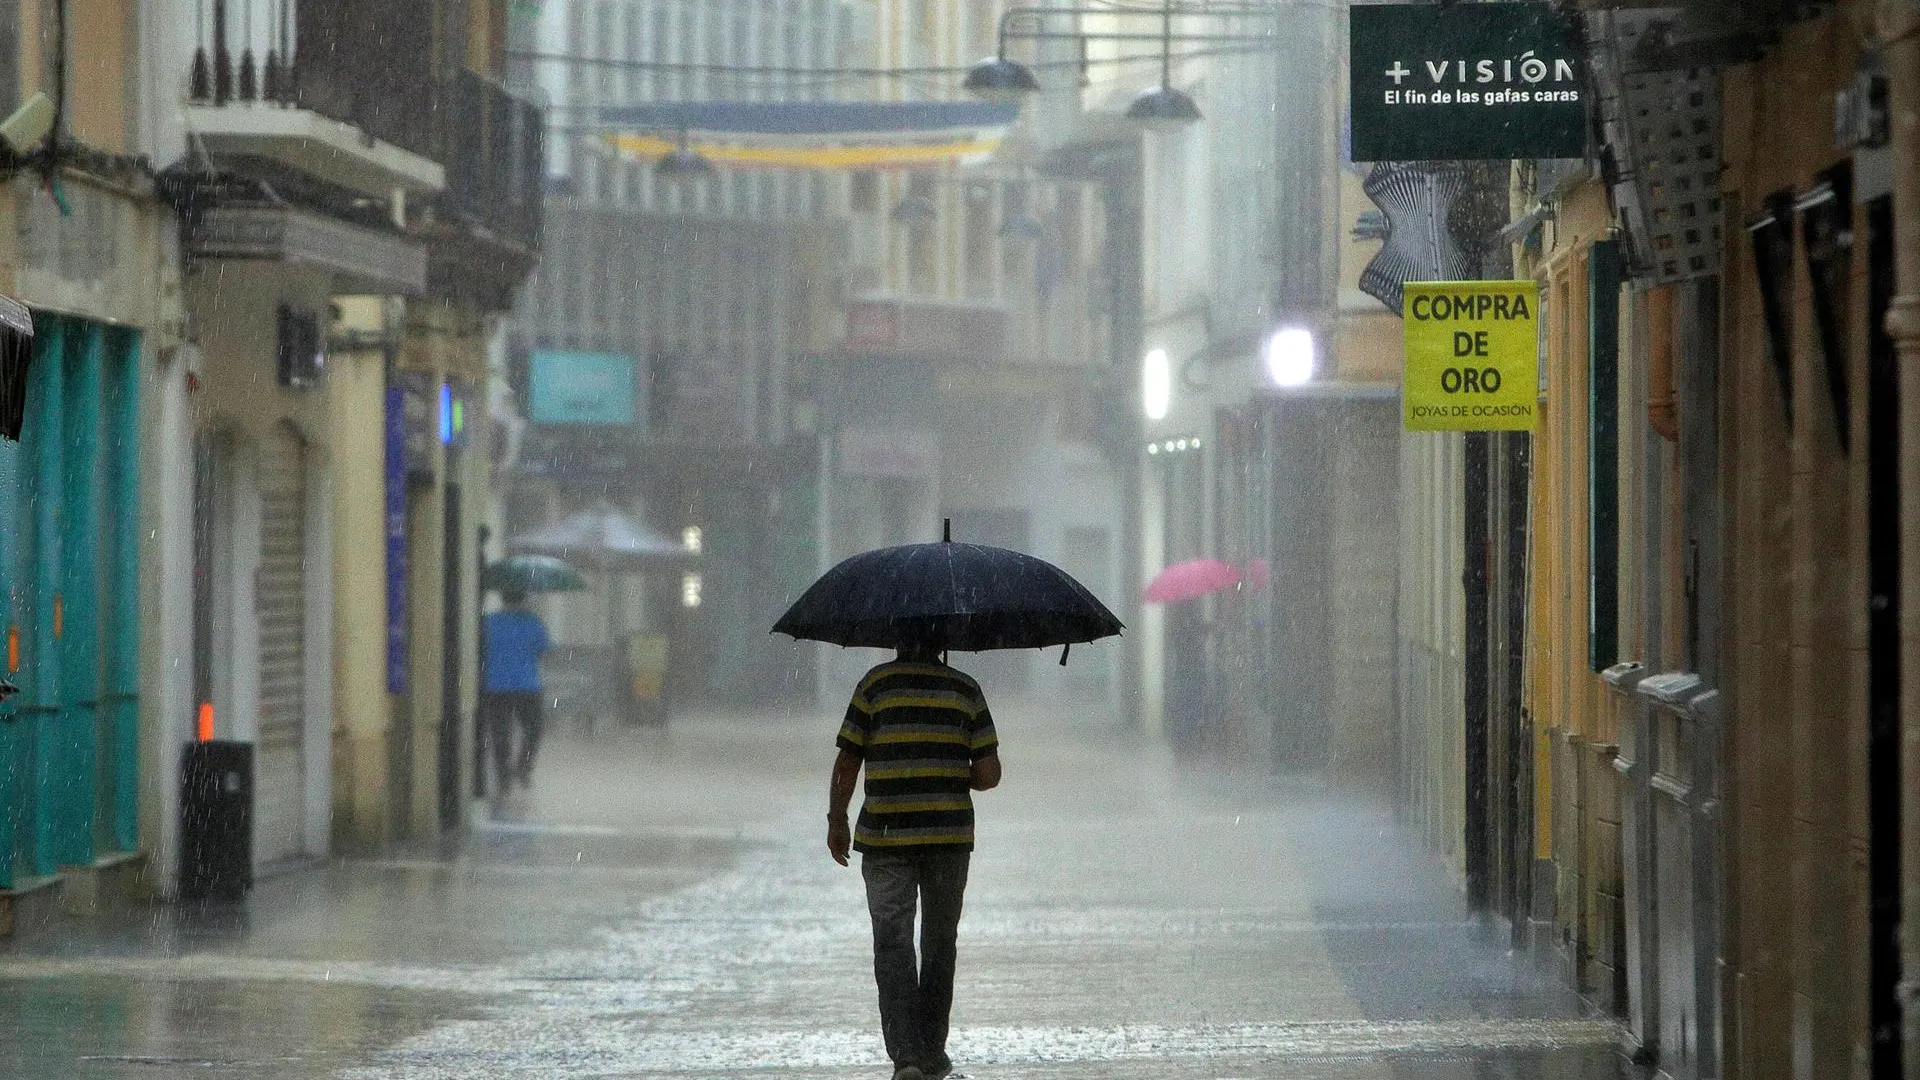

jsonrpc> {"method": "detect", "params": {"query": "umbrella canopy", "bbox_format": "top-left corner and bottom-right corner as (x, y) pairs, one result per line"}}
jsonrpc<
(773, 541), (1123, 652)
(1144, 558), (1243, 604)
(483, 554), (587, 593)
(1243, 557), (1271, 593)
(509, 500), (696, 571)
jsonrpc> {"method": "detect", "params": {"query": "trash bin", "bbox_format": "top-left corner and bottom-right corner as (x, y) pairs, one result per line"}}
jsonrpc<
(179, 740), (253, 902)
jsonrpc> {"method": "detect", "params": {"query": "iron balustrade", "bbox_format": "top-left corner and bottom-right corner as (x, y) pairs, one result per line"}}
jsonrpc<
(442, 70), (546, 253)
(185, 0), (544, 252)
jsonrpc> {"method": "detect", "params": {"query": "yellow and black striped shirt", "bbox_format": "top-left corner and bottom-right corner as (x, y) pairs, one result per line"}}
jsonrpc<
(836, 661), (999, 853)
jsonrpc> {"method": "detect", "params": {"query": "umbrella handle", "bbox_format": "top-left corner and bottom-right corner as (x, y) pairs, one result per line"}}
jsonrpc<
(1059, 642), (1070, 667)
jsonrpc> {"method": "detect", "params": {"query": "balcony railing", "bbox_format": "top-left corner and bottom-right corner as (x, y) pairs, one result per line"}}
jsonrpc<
(442, 71), (545, 252)
(188, 0), (440, 162)
(185, 0), (544, 254)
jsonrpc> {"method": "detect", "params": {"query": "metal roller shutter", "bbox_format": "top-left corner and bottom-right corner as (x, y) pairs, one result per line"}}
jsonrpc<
(254, 425), (308, 864)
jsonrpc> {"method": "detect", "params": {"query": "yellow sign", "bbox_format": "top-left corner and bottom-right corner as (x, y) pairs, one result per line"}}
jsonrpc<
(1402, 281), (1540, 431)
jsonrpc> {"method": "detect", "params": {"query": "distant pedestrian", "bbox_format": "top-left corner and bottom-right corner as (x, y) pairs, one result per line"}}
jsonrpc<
(482, 588), (552, 794)
(827, 640), (1001, 1080)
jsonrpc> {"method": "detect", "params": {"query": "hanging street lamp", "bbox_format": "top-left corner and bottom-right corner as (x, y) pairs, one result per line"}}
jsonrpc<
(963, 55), (1042, 104)
(654, 130), (714, 180)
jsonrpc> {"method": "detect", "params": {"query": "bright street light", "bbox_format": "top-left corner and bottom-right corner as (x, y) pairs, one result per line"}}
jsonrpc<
(1263, 327), (1315, 388)
(1143, 347), (1171, 420)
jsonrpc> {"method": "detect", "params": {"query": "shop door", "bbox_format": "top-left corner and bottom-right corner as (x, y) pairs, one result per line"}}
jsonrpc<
(0, 318), (140, 888)
(254, 424), (309, 864)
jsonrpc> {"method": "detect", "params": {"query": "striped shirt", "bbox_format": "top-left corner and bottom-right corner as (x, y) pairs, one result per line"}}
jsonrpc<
(836, 661), (999, 854)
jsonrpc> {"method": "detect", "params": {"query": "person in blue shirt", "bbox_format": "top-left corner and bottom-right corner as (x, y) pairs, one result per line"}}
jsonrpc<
(482, 589), (552, 793)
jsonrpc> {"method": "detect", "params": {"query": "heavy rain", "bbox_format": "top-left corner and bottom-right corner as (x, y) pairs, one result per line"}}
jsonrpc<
(0, 2), (1911, 1080)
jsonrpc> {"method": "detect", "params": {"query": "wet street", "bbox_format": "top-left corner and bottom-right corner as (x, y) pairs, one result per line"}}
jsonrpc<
(0, 704), (1625, 1079)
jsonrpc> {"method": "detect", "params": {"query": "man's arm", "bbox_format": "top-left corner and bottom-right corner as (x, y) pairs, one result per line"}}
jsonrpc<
(970, 754), (1001, 791)
(827, 749), (861, 866)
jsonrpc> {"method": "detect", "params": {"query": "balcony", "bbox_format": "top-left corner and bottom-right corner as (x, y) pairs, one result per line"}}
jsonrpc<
(420, 72), (545, 307)
(184, 0), (444, 196)
(436, 72), (545, 252)
(181, 0), (544, 305)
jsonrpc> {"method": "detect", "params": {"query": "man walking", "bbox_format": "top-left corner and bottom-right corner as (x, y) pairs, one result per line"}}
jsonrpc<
(828, 640), (1001, 1080)
(482, 588), (551, 796)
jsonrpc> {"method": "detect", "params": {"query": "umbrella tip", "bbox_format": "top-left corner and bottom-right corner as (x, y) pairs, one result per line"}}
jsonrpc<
(943, 518), (951, 543)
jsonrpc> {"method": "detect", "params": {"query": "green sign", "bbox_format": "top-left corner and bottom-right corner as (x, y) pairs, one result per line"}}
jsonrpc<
(1350, 3), (1586, 161)
(528, 351), (638, 426)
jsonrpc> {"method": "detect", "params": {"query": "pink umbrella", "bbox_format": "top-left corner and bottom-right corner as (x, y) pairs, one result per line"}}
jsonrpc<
(1243, 557), (1271, 593)
(1144, 558), (1243, 604)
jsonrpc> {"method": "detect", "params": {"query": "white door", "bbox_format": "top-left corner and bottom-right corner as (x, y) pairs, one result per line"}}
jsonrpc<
(253, 424), (309, 864)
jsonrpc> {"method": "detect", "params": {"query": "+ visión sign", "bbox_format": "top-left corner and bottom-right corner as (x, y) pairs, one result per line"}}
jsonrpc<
(1402, 282), (1539, 432)
(1349, 2), (1586, 161)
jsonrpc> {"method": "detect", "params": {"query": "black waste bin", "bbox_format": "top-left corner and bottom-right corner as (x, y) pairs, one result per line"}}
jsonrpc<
(179, 740), (253, 902)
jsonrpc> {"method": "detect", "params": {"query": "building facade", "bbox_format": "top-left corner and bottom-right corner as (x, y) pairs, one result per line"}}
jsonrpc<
(0, 0), (190, 927)
(821, 1), (1127, 710)
(506, 0), (865, 715)
(1390, 5), (1920, 1080)
(0, 0), (544, 934)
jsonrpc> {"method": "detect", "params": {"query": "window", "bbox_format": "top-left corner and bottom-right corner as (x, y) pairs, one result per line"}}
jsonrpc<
(851, 171), (879, 214)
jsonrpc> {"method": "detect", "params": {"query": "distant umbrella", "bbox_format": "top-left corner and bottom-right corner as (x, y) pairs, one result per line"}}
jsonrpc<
(1144, 558), (1243, 604)
(774, 540), (1122, 655)
(483, 554), (587, 594)
(510, 500), (696, 571)
(1243, 557), (1272, 593)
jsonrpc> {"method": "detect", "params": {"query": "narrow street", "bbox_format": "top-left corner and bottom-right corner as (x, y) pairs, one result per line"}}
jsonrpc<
(0, 705), (1619, 1079)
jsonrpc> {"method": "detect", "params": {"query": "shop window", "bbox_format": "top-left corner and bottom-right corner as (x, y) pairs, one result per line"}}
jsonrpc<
(1799, 162), (1854, 452)
(1746, 189), (1797, 426)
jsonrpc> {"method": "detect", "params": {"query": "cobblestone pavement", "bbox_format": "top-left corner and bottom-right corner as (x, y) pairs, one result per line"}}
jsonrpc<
(0, 705), (1625, 1079)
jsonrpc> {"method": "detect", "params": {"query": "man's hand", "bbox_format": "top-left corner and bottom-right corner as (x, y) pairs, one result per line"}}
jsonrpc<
(827, 815), (851, 866)
(828, 749), (861, 866)
(970, 754), (1001, 791)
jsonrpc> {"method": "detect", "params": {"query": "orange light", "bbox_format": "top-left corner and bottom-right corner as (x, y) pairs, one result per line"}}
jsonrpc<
(197, 702), (214, 743)
(6, 624), (16, 673)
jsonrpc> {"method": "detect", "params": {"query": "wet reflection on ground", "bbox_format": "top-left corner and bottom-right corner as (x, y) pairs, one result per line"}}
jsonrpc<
(0, 708), (1637, 1079)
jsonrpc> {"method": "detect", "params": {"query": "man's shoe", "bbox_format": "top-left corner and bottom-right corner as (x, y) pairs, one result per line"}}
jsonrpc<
(891, 1067), (924, 1080)
(924, 1066), (955, 1080)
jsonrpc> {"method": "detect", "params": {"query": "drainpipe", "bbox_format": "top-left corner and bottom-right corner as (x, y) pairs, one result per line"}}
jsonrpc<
(1886, 5), (1920, 1078)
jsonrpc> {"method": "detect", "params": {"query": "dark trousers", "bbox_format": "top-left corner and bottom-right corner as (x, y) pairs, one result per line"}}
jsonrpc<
(482, 691), (544, 792)
(861, 849), (971, 1071)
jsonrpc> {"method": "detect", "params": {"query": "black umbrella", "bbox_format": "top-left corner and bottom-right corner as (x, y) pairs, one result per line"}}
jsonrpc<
(773, 539), (1123, 658)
